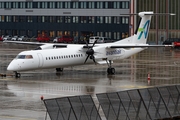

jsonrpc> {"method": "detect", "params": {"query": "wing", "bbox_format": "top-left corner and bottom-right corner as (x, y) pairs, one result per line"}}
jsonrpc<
(3, 40), (68, 49)
(107, 44), (173, 48)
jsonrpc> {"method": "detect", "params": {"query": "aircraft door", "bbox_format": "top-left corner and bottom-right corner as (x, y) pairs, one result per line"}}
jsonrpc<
(37, 53), (44, 68)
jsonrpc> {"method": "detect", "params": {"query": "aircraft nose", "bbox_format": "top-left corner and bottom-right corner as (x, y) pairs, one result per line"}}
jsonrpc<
(7, 61), (19, 71)
(7, 63), (15, 71)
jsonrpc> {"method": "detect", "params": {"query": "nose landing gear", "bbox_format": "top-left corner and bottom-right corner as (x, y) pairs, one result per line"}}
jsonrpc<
(15, 71), (21, 78)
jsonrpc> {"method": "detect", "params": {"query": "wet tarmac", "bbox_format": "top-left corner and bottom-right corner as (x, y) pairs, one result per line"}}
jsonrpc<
(0, 42), (180, 120)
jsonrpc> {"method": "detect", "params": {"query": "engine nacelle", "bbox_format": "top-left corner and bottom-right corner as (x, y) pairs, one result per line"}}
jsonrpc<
(34, 44), (67, 50)
(35, 44), (55, 50)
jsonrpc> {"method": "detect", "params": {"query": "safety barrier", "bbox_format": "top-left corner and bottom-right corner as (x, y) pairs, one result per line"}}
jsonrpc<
(44, 85), (180, 120)
(44, 95), (101, 120)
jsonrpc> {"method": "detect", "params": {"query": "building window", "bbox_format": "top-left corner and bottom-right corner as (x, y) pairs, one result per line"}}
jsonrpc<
(12, 2), (18, 8)
(49, 2), (55, 8)
(57, 16), (63, 23)
(0, 2), (4, 8)
(73, 16), (78, 23)
(57, 31), (63, 36)
(65, 16), (71, 23)
(5, 2), (11, 9)
(50, 16), (55, 23)
(80, 16), (86, 23)
(113, 2), (120, 9)
(27, 30), (32, 37)
(13, 16), (18, 22)
(122, 2), (129, 9)
(42, 2), (48, 8)
(20, 2), (25, 8)
(72, 2), (78, 8)
(42, 16), (48, 22)
(27, 2), (33, 8)
(37, 16), (41, 22)
(37, 2), (40, 8)
(88, 2), (95, 8)
(27, 16), (33, 22)
(57, 2), (63, 8)
(19, 16), (25, 22)
(97, 2), (103, 9)
(49, 31), (55, 37)
(122, 17), (129, 24)
(6, 16), (11, 22)
(97, 16), (103, 23)
(88, 16), (95, 23)
(64, 2), (70, 8)
(105, 17), (111, 24)
(80, 2), (86, 8)
(113, 16), (120, 24)
(0, 16), (4, 22)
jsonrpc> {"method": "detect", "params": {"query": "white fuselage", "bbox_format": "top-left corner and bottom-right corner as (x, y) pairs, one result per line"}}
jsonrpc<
(7, 44), (145, 72)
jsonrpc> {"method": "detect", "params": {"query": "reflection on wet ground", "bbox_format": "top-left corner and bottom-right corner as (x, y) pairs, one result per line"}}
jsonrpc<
(0, 42), (180, 119)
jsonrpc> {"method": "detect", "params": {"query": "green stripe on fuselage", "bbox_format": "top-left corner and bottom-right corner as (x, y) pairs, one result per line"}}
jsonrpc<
(138, 28), (144, 32)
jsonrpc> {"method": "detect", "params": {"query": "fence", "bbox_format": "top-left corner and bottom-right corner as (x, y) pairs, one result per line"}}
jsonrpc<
(44, 85), (180, 120)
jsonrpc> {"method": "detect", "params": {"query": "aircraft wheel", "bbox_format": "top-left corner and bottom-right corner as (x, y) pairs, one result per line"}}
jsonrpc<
(15, 72), (21, 78)
(107, 68), (115, 75)
(56, 68), (64, 72)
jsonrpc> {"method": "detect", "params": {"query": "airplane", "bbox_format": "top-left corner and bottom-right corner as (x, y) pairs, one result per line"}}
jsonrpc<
(4, 11), (175, 78)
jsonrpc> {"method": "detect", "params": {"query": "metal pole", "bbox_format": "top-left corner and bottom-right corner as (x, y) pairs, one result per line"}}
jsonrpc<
(156, 0), (159, 44)
(166, 0), (169, 39)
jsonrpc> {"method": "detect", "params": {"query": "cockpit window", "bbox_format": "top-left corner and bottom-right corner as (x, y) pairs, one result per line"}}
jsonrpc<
(16, 55), (33, 59)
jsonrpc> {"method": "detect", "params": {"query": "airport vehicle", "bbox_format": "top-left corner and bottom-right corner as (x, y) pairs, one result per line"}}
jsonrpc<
(4, 11), (174, 78)
(11, 35), (20, 41)
(0, 35), (3, 41)
(53, 36), (61, 43)
(3, 35), (12, 41)
(97, 37), (115, 43)
(18, 35), (28, 41)
(36, 35), (50, 42)
(162, 38), (180, 45)
(89, 36), (99, 43)
(56, 35), (74, 43)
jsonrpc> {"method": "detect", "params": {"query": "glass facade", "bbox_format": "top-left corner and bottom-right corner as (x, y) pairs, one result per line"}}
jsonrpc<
(136, 0), (180, 43)
(0, 1), (129, 9)
(0, 1), (130, 40)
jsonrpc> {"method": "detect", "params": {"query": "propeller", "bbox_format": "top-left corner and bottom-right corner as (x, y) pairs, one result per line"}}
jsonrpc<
(84, 40), (97, 64)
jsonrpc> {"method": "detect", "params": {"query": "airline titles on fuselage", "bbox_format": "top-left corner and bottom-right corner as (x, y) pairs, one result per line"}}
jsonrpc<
(106, 49), (121, 56)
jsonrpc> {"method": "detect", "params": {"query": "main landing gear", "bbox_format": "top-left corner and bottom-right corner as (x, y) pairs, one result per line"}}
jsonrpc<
(15, 71), (21, 78)
(106, 60), (115, 75)
(56, 68), (64, 72)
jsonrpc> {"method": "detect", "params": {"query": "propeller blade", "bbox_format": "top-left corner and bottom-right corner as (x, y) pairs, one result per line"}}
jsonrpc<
(92, 56), (96, 64)
(92, 40), (97, 47)
(85, 40), (89, 49)
(84, 55), (90, 64)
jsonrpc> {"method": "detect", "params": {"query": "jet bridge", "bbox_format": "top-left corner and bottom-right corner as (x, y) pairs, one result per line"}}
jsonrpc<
(43, 85), (180, 120)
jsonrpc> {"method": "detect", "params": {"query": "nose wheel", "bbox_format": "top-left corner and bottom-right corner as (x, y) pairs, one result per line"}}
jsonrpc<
(56, 68), (64, 72)
(15, 71), (21, 78)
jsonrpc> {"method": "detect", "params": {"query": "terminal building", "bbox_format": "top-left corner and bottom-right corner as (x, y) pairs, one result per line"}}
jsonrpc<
(0, 0), (130, 41)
